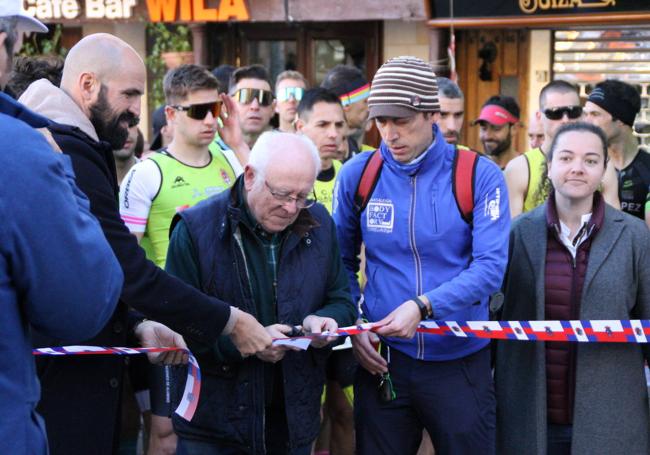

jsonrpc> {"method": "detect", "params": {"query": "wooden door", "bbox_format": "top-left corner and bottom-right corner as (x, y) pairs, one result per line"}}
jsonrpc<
(456, 29), (530, 153)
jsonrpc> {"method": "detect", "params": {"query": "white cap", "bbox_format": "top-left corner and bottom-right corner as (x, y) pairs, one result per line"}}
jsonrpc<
(0, 0), (48, 33)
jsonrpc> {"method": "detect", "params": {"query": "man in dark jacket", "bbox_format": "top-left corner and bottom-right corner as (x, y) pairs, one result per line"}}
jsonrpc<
(19, 33), (272, 455)
(166, 131), (357, 454)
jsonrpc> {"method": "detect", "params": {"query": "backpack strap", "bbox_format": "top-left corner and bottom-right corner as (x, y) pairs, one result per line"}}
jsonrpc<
(354, 149), (383, 213)
(452, 147), (480, 225)
(354, 146), (479, 225)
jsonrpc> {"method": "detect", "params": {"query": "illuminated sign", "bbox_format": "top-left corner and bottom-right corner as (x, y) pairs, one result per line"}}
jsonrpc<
(22, 0), (248, 21)
(519, 0), (615, 14)
(24, 0), (136, 19)
(430, 0), (646, 18)
(145, 0), (249, 22)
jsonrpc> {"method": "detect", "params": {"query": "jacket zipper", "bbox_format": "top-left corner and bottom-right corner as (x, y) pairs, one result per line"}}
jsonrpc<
(233, 229), (267, 453)
(408, 176), (425, 359)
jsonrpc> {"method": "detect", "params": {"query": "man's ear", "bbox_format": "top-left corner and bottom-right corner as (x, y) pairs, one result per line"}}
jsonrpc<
(164, 105), (176, 123)
(0, 31), (7, 51)
(243, 165), (256, 191)
(78, 71), (101, 104)
(295, 117), (305, 132)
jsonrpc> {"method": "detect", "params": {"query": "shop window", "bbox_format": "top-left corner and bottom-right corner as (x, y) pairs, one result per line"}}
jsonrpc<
(206, 21), (380, 87)
(553, 28), (650, 146)
(247, 40), (298, 83)
(312, 38), (366, 85)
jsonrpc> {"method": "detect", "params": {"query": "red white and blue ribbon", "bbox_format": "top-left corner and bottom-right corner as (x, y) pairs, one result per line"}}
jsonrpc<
(272, 320), (650, 349)
(33, 346), (200, 421)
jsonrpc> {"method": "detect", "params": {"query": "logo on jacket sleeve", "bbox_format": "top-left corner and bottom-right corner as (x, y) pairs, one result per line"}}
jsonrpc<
(366, 199), (394, 233)
(484, 188), (500, 221)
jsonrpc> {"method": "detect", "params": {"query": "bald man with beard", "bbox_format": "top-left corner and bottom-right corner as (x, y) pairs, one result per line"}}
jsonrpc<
(19, 33), (271, 455)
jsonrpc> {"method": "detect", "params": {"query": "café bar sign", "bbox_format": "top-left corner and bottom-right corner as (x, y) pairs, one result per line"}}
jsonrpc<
(430, 0), (647, 18)
(23, 0), (249, 21)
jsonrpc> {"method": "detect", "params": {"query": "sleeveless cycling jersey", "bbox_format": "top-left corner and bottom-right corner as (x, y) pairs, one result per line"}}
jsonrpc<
(618, 148), (650, 220)
(314, 160), (342, 214)
(523, 147), (547, 213)
(120, 148), (237, 268)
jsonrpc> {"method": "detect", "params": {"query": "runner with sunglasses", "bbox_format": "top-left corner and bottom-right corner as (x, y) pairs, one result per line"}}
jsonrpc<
(120, 65), (246, 268)
(275, 70), (308, 133)
(229, 64), (276, 148)
(504, 80), (620, 218)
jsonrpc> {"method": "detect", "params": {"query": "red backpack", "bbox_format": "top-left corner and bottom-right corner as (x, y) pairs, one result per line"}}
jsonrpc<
(353, 147), (479, 225)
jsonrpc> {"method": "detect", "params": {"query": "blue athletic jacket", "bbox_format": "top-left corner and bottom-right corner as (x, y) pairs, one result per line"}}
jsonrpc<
(333, 125), (510, 361)
(0, 93), (123, 454)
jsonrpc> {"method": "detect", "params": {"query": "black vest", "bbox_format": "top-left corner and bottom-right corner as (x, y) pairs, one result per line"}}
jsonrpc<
(172, 181), (334, 453)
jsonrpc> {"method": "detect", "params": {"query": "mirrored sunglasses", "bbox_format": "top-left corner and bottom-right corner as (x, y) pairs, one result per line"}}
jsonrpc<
(543, 105), (583, 121)
(233, 88), (274, 106)
(172, 101), (222, 120)
(277, 87), (305, 103)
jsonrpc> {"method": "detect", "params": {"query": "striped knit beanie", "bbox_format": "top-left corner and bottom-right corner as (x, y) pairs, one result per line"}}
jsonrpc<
(368, 56), (439, 119)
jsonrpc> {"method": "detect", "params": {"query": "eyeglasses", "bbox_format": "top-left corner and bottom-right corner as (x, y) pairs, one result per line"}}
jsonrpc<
(265, 181), (316, 209)
(172, 101), (222, 120)
(543, 106), (583, 121)
(233, 88), (274, 106)
(277, 87), (305, 103)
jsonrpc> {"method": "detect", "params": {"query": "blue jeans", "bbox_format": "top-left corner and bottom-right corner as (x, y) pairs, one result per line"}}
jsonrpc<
(355, 346), (496, 455)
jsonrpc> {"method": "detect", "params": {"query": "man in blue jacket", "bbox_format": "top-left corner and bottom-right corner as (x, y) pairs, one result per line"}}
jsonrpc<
(0, 9), (124, 455)
(333, 56), (510, 455)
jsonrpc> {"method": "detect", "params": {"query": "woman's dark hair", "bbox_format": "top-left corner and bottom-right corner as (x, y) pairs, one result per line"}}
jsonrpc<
(533, 122), (609, 203)
(548, 122), (608, 164)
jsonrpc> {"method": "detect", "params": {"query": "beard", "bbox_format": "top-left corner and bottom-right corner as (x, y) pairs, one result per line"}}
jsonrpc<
(484, 134), (512, 157)
(89, 85), (139, 150)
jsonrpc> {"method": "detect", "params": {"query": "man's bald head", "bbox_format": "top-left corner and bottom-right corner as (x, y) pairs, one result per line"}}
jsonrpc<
(60, 33), (145, 150)
(61, 33), (144, 89)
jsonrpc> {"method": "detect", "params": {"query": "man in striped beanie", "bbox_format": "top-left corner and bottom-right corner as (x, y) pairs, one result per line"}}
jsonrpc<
(332, 56), (508, 455)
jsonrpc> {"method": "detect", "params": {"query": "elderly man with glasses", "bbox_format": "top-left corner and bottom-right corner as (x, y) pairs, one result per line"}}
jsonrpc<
(165, 130), (357, 455)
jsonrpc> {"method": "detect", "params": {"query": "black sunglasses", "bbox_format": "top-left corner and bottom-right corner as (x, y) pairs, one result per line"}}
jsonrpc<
(233, 88), (274, 106)
(172, 101), (222, 120)
(543, 105), (583, 121)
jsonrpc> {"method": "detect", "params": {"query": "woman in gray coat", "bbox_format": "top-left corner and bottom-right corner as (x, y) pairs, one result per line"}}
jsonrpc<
(495, 122), (650, 455)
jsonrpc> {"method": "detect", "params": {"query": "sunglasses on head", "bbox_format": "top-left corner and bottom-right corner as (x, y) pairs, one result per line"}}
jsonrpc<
(172, 101), (222, 120)
(277, 87), (305, 103)
(543, 105), (583, 121)
(233, 88), (274, 106)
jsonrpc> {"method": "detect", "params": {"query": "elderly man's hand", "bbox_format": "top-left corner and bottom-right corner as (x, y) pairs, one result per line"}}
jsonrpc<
(374, 300), (421, 339)
(229, 310), (273, 356)
(134, 320), (189, 365)
(255, 324), (294, 363)
(302, 315), (338, 348)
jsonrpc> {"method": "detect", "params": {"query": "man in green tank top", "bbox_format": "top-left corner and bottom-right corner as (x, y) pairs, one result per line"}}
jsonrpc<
(504, 80), (620, 217)
(120, 65), (245, 268)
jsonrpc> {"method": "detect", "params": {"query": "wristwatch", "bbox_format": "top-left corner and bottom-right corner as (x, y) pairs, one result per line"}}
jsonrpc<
(413, 296), (432, 320)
